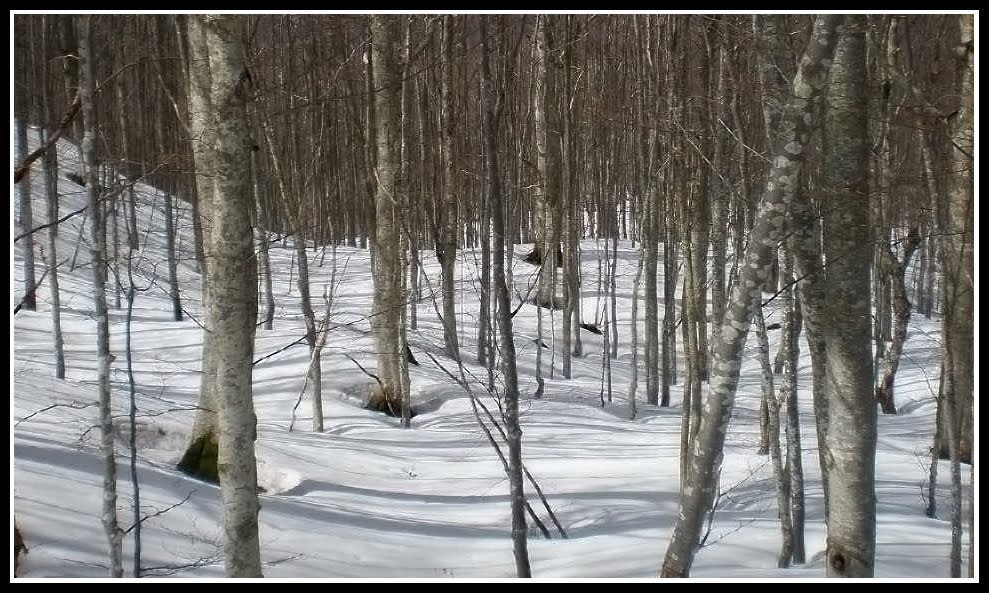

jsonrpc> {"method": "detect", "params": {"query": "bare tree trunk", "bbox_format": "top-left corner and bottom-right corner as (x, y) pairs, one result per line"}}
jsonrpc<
(257, 105), (322, 432)
(367, 15), (410, 415)
(939, 13), (973, 579)
(199, 14), (262, 577)
(661, 222), (678, 406)
(177, 14), (220, 483)
(478, 190), (492, 370)
(935, 13), (973, 466)
(609, 233), (619, 360)
(561, 14), (582, 375)
(255, 219), (275, 331)
(39, 18), (66, 378)
(15, 17), (37, 312)
(661, 16), (842, 577)
(643, 189), (660, 406)
(755, 297), (772, 456)
(151, 19), (184, 322)
(78, 13), (123, 578)
(437, 15), (460, 361)
(708, 37), (728, 355)
(627, 251), (644, 407)
(875, 228), (921, 414)
(821, 16), (876, 578)
(532, 14), (563, 308)
(755, 299), (793, 567)
(780, 247), (805, 564)
(115, 79), (139, 252)
(481, 18), (531, 576)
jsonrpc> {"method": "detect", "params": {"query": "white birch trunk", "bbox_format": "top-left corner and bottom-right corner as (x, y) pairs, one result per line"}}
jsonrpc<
(78, 14), (123, 578)
(660, 15), (843, 577)
(199, 14), (263, 577)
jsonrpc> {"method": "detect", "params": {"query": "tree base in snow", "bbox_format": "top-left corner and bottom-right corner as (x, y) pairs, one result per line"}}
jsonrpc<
(530, 294), (566, 311)
(365, 387), (417, 419)
(14, 521), (26, 576)
(176, 433), (220, 484)
(522, 246), (563, 268)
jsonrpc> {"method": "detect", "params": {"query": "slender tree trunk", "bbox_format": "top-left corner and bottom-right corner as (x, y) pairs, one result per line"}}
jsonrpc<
(78, 14), (123, 578)
(780, 247), (805, 564)
(627, 251), (644, 407)
(661, 16), (843, 577)
(875, 228), (921, 414)
(643, 188), (660, 406)
(755, 300), (793, 567)
(481, 19), (531, 577)
(42, 126), (66, 378)
(39, 19), (66, 378)
(258, 105), (322, 432)
(661, 223), (677, 406)
(438, 15), (460, 361)
(151, 21), (184, 322)
(115, 79), (139, 252)
(256, 228), (275, 331)
(15, 17), (38, 312)
(756, 297), (772, 456)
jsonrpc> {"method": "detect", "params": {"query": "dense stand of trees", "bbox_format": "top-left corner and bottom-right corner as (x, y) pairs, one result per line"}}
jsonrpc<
(13, 13), (973, 578)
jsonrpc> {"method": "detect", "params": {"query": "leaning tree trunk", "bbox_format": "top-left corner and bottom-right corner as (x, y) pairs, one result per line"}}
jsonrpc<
(660, 15), (843, 578)
(198, 14), (263, 577)
(875, 228), (921, 414)
(366, 15), (410, 415)
(78, 13), (123, 578)
(821, 16), (877, 578)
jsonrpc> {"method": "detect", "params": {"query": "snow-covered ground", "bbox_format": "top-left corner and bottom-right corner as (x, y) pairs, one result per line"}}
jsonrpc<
(11, 129), (974, 580)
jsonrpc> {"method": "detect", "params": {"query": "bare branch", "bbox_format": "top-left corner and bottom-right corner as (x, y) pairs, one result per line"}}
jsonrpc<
(13, 93), (81, 184)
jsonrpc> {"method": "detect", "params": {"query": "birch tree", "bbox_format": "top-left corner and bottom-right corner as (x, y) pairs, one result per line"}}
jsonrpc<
(78, 13), (124, 578)
(176, 14), (221, 482)
(661, 15), (843, 577)
(197, 14), (263, 577)
(367, 15), (410, 415)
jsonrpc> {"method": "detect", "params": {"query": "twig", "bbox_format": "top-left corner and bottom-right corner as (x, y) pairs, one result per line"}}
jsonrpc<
(13, 93), (81, 184)
(345, 354), (384, 393)
(425, 351), (569, 540)
(12, 267), (50, 315)
(15, 401), (97, 427)
(123, 490), (196, 535)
